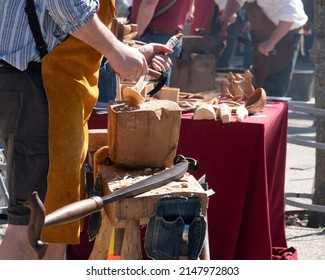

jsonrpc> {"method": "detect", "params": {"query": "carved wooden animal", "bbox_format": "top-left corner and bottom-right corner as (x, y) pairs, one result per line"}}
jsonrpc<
(221, 80), (234, 99)
(233, 80), (244, 101)
(227, 72), (236, 96)
(244, 69), (255, 98)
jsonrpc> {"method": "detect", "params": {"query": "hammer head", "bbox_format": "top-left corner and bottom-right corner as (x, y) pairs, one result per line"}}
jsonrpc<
(147, 71), (168, 97)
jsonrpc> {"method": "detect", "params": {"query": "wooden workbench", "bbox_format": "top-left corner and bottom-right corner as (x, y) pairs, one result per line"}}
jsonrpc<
(89, 164), (209, 260)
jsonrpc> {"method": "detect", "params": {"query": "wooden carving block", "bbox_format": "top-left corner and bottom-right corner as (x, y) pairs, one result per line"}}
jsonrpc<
(193, 104), (216, 120)
(158, 87), (180, 103)
(108, 100), (182, 168)
(170, 53), (216, 93)
(218, 103), (231, 123)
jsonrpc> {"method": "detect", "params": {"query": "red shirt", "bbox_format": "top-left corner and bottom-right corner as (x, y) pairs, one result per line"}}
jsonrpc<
(131, 0), (192, 31)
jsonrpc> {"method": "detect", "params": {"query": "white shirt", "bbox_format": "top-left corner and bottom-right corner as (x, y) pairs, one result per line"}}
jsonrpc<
(236, 0), (308, 30)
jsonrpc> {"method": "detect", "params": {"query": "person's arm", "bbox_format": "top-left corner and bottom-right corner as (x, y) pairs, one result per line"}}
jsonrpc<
(71, 13), (172, 79)
(185, 0), (195, 23)
(258, 20), (294, 56)
(218, 0), (241, 26)
(135, 0), (159, 37)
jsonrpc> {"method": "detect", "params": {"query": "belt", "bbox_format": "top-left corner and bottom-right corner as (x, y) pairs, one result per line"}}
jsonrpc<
(0, 60), (41, 73)
(145, 26), (181, 36)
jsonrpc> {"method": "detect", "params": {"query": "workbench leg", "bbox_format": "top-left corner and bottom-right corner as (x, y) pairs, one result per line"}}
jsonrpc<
(113, 228), (125, 256)
(88, 209), (113, 260)
(199, 214), (210, 260)
(120, 219), (142, 260)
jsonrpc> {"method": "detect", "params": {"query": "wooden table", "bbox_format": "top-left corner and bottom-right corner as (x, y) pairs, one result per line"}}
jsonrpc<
(177, 101), (289, 259)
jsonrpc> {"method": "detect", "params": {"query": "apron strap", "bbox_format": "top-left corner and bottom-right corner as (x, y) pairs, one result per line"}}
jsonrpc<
(152, 0), (178, 20)
(25, 0), (48, 59)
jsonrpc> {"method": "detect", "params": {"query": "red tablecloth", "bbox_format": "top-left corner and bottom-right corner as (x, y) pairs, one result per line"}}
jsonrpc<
(177, 101), (289, 259)
(87, 101), (289, 260)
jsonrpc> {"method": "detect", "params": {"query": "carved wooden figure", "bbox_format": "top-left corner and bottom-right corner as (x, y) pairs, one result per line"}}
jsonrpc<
(233, 73), (245, 101)
(227, 72), (236, 96)
(221, 80), (234, 99)
(244, 69), (255, 98)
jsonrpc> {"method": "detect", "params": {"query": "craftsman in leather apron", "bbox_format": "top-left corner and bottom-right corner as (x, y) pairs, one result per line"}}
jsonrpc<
(246, 2), (302, 96)
(41, 0), (115, 244)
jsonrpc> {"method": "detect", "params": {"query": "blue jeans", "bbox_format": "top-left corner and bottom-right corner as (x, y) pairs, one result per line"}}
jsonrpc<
(137, 32), (182, 86)
(144, 196), (206, 260)
(98, 58), (117, 102)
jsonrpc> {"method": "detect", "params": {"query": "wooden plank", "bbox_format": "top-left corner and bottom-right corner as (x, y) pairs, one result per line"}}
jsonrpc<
(88, 208), (113, 260)
(120, 219), (142, 260)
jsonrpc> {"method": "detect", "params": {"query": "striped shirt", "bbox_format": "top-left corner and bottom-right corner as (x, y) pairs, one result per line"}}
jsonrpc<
(0, 0), (99, 71)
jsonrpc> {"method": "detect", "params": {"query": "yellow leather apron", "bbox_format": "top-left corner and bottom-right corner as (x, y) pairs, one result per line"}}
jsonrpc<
(41, 0), (115, 244)
(246, 2), (298, 88)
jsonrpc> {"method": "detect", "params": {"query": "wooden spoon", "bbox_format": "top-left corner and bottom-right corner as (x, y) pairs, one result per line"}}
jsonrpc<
(245, 88), (267, 114)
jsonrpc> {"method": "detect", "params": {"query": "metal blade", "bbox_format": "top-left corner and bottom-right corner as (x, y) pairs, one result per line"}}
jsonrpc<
(40, 160), (189, 228)
(102, 160), (189, 204)
(132, 74), (151, 94)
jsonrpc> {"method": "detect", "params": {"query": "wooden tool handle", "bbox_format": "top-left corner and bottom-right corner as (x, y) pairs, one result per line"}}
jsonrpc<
(148, 68), (162, 79)
(147, 33), (183, 80)
(45, 196), (104, 227)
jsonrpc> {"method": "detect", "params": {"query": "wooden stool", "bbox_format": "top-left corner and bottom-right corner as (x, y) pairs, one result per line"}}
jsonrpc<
(89, 164), (209, 260)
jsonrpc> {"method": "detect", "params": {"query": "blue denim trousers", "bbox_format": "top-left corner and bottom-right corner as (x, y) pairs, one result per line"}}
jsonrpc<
(97, 58), (117, 102)
(144, 195), (206, 260)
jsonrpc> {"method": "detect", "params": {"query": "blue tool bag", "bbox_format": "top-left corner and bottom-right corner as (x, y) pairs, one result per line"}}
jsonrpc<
(144, 195), (206, 260)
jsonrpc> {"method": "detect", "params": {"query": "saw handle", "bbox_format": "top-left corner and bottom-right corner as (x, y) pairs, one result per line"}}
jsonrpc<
(24, 193), (104, 259)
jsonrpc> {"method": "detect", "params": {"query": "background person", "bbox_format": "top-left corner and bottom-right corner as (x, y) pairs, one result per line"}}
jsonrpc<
(219, 0), (308, 97)
(130, 0), (195, 86)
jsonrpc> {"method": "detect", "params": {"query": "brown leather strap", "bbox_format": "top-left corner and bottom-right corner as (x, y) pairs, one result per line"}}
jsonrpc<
(152, 0), (178, 20)
(246, 2), (275, 32)
(145, 26), (180, 35)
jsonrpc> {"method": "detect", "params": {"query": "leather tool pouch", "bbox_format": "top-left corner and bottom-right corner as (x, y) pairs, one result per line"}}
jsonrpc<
(144, 195), (206, 260)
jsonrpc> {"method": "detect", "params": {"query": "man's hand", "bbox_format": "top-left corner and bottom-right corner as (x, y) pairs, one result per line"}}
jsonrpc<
(71, 13), (173, 79)
(138, 43), (173, 72)
(106, 42), (150, 79)
(258, 40), (276, 56)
